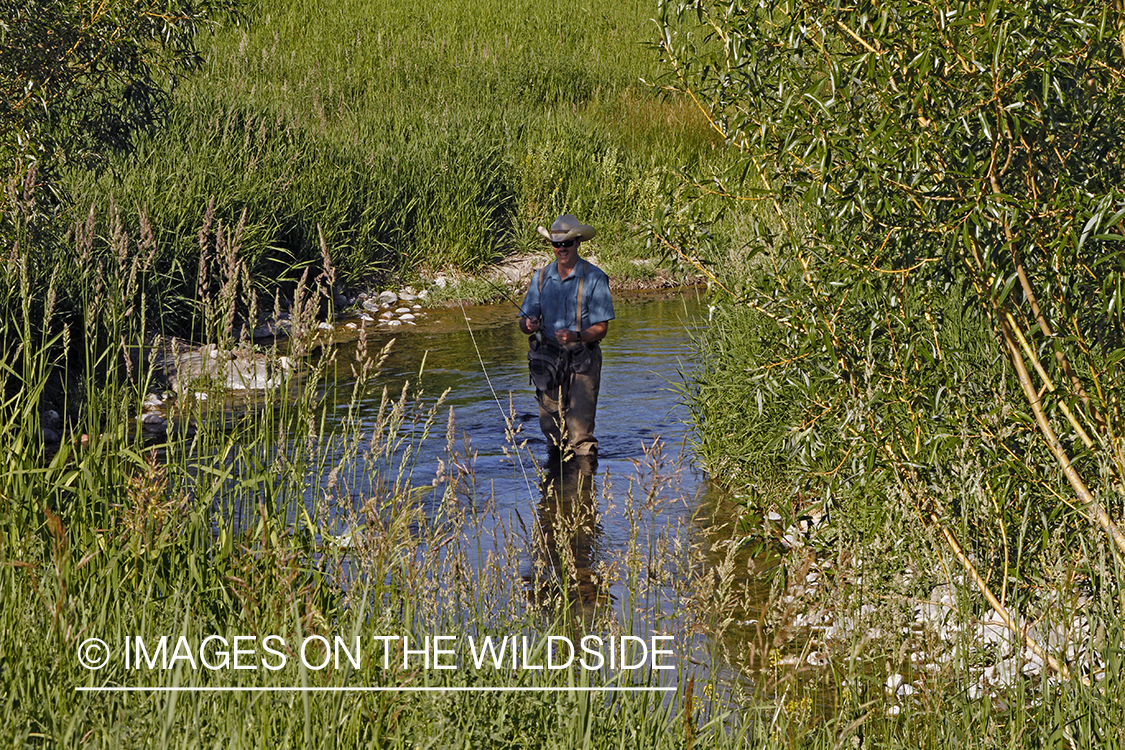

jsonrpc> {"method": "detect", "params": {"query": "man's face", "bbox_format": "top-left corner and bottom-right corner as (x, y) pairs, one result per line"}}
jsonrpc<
(553, 238), (580, 264)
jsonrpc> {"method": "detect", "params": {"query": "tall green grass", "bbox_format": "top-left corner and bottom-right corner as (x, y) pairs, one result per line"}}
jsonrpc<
(1, 195), (756, 748)
(61, 0), (726, 320)
(5, 185), (1124, 749)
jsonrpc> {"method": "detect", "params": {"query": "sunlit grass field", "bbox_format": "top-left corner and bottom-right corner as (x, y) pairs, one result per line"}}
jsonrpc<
(63, 0), (723, 302)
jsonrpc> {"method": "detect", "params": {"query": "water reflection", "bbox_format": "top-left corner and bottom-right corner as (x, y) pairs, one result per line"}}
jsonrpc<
(326, 289), (707, 621)
(524, 454), (606, 623)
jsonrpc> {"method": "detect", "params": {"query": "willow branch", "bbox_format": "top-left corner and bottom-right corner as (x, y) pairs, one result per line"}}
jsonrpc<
(1004, 311), (1094, 449)
(986, 166), (1104, 430)
(998, 316), (1125, 557)
(931, 513), (1075, 682)
(1011, 250), (1103, 430)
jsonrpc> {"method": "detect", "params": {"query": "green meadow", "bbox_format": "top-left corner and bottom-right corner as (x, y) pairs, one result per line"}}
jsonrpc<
(2, 1), (749, 747)
(62, 0), (723, 310)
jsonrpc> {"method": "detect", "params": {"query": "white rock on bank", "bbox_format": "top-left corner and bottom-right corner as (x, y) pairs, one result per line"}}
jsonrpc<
(779, 508), (825, 550)
(915, 584), (958, 637)
(975, 612), (1019, 656)
(983, 657), (1022, 688)
(885, 673), (905, 694)
(806, 650), (829, 667)
(1022, 649), (1046, 676)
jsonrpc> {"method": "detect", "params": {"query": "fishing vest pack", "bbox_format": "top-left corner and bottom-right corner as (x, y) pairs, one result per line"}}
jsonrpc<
(527, 261), (596, 400)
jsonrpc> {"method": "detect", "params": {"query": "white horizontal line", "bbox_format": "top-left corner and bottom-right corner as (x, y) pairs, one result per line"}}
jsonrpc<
(76, 686), (675, 693)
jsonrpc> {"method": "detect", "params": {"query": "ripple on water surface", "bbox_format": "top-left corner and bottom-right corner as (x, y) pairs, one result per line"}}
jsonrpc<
(307, 290), (705, 590)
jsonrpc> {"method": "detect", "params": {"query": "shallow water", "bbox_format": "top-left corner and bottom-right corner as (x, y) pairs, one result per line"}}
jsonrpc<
(267, 288), (714, 692)
(328, 288), (709, 529)
(206, 287), (797, 696)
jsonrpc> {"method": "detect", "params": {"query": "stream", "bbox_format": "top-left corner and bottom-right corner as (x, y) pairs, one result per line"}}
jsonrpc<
(326, 288), (709, 543)
(201, 286), (810, 702)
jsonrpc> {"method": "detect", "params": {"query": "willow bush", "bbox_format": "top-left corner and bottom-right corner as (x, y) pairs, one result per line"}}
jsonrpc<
(0, 0), (242, 179)
(659, 0), (1125, 677)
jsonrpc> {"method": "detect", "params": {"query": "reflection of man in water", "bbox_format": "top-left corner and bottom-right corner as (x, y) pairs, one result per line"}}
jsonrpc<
(519, 215), (614, 463)
(526, 460), (606, 621)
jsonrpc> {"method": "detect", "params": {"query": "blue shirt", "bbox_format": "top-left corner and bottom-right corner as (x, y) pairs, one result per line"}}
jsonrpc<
(520, 259), (615, 337)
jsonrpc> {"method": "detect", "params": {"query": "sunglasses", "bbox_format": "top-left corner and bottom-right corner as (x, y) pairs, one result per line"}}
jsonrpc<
(551, 240), (576, 249)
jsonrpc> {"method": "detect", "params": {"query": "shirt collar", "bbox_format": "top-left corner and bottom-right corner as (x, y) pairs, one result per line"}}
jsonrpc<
(551, 259), (586, 280)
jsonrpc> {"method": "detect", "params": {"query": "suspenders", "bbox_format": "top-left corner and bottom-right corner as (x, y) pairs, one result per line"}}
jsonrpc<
(537, 260), (585, 333)
(527, 261), (592, 400)
(576, 268), (584, 332)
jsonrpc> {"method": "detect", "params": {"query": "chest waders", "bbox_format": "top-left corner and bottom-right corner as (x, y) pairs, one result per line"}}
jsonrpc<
(527, 261), (588, 408)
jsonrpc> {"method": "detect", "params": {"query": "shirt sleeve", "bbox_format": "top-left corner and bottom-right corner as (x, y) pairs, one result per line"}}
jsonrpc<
(584, 270), (615, 326)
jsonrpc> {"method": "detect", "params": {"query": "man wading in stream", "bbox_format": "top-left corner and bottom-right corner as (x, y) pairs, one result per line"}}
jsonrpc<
(519, 215), (614, 465)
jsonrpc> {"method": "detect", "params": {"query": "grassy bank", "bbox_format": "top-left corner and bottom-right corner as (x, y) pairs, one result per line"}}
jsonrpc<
(0, 201), (742, 747)
(0, 5), (750, 741)
(58, 0), (725, 321)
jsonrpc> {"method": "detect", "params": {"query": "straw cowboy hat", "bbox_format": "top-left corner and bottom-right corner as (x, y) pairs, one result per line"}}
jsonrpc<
(537, 214), (596, 243)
